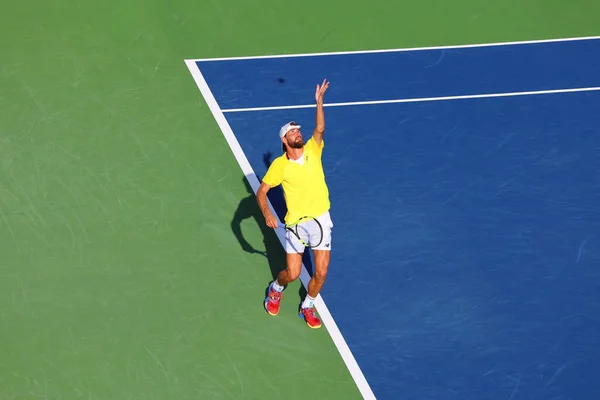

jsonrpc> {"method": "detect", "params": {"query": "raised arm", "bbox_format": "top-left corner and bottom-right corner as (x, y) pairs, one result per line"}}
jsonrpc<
(312, 79), (330, 145)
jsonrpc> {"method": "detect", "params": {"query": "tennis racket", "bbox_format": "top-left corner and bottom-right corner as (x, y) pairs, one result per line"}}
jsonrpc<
(279, 216), (323, 248)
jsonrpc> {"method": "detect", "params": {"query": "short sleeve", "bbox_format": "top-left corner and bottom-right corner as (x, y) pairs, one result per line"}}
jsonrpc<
(305, 137), (324, 157)
(262, 157), (285, 187)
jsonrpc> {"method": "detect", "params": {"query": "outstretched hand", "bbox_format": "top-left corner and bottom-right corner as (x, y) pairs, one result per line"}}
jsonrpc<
(315, 79), (330, 104)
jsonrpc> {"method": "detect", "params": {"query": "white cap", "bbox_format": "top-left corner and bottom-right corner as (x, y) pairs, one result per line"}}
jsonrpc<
(279, 121), (302, 138)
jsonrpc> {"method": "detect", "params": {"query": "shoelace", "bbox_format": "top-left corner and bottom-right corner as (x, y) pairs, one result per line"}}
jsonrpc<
(302, 307), (316, 318)
(269, 290), (282, 302)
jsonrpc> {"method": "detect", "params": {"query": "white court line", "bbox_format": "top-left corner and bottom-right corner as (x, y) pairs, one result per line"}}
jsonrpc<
(187, 35), (600, 62)
(221, 86), (600, 113)
(184, 60), (377, 400)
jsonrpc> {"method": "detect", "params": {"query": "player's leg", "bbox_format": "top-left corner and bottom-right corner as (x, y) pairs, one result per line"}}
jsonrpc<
(264, 231), (304, 316)
(308, 211), (333, 297)
(298, 249), (329, 329)
(307, 249), (330, 298)
(278, 252), (303, 286)
(299, 212), (333, 329)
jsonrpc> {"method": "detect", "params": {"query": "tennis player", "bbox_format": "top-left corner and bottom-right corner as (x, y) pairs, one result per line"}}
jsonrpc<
(256, 79), (332, 329)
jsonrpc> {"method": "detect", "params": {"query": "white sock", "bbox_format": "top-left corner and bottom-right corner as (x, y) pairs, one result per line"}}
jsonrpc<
(301, 295), (315, 309)
(272, 280), (284, 292)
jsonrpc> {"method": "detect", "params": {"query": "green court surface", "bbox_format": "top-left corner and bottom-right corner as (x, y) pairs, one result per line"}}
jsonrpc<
(1, 1), (599, 399)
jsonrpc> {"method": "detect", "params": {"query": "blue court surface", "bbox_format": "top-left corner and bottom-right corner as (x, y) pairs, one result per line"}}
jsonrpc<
(188, 37), (600, 399)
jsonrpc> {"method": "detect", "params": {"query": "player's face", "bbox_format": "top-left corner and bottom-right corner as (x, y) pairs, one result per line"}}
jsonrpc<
(285, 128), (304, 148)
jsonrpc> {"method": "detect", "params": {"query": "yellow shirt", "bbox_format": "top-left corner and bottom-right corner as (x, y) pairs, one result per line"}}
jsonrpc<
(262, 137), (330, 224)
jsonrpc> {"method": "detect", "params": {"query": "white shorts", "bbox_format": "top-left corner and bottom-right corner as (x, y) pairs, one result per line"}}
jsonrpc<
(285, 211), (333, 254)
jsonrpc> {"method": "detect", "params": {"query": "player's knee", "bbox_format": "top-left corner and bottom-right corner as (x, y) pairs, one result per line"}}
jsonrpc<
(286, 253), (303, 281)
(286, 265), (302, 281)
(286, 270), (300, 282)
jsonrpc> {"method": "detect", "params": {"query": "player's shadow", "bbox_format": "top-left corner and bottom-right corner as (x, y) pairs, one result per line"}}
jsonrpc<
(230, 175), (285, 281)
(230, 152), (313, 303)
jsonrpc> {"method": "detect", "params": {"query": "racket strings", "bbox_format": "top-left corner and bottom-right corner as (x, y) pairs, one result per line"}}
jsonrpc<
(293, 218), (323, 247)
(295, 224), (313, 245)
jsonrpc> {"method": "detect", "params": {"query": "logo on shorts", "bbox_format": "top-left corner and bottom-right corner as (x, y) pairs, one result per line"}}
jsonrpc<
(325, 243), (330, 247)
